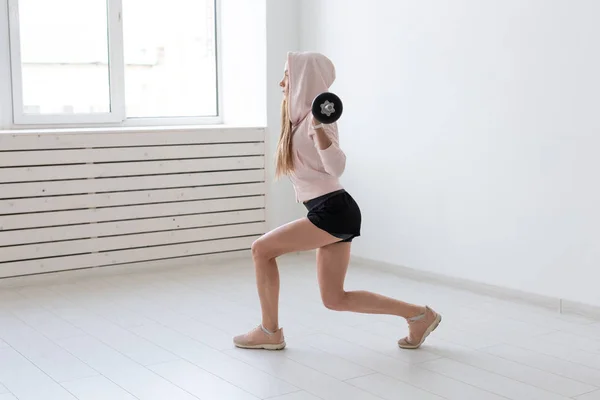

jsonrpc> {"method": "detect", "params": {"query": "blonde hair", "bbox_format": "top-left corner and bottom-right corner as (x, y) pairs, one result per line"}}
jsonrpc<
(275, 97), (294, 177)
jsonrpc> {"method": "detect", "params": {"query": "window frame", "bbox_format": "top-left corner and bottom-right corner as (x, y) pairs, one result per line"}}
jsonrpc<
(3, 0), (221, 129)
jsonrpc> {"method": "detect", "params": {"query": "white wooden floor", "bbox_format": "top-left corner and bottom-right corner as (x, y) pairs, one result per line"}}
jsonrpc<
(0, 254), (599, 400)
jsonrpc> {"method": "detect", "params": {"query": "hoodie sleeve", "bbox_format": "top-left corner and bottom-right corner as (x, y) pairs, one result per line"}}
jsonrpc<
(310, 123), (346, 177)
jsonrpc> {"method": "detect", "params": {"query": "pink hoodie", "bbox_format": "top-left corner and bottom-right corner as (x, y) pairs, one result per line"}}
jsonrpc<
(286, 51), (347, 202)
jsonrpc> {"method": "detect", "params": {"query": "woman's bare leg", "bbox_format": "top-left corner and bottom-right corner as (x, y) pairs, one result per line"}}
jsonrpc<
(317, 241), (442, 349)
(316, 242), (425, 317)
(251, 218), (341, 331)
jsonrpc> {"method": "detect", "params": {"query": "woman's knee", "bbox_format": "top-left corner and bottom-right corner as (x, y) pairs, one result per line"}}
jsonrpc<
(251, 237), (275, 261)
(321, 291), (348, 311)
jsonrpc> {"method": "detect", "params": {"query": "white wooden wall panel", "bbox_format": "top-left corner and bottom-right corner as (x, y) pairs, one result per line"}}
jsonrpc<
(0, 222), (265, 262)
(0, 129), (264, 150)
(0, 157), (264, 183)
(1, 197), (265, 230)
(0, 209), (265, 247)
(0, 143), (265, 167)
(1, 170), (264, 198)
(0, 183), (265, 214)
(0, 128), (266, 278)
(0, 236), (259, 277)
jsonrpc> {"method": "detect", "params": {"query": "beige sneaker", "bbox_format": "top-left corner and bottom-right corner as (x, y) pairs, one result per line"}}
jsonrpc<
(233, 325), (286, 350)
(398, 306), (441, 349)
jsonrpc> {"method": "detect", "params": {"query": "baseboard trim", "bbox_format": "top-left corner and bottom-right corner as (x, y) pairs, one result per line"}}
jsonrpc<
(561, 299), (600, 320)
(351, 256), (600, 320)
(3, 250), (598, 320)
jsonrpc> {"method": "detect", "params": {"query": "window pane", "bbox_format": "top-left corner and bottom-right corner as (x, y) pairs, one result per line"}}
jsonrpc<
(123, 0), (217, 118)
(17, 0), (110, 115)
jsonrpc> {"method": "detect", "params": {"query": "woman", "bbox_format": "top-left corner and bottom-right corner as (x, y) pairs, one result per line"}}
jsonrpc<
(233, 52), (441, 350)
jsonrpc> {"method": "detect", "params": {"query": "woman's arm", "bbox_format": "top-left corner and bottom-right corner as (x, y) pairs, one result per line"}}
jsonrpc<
(311, 119), (346, 177)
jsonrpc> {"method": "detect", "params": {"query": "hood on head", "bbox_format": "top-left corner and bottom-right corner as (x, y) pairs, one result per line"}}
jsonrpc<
(286, 51), (336, 126)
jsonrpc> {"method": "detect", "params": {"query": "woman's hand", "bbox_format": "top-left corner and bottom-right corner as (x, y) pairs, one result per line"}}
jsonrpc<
(311, 117), (332, 150)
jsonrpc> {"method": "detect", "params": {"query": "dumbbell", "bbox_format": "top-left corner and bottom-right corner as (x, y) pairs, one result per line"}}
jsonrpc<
(311, 92), (343, 124)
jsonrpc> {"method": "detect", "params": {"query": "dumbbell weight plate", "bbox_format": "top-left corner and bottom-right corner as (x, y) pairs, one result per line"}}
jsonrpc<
(312, 92), (343, 124)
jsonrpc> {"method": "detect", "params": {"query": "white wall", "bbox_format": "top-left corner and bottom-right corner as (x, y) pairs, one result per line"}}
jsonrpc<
(300, 0), (600, 307)
(0, 2), (12, 128)
(220, 0), (266, 126)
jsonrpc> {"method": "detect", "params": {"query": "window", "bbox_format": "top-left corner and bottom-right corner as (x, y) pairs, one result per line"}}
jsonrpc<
(6, 0), (218, 126)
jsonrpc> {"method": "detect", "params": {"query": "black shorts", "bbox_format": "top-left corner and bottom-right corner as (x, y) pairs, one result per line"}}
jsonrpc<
(303, 189), (362, 242)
